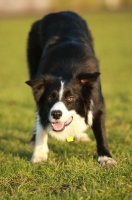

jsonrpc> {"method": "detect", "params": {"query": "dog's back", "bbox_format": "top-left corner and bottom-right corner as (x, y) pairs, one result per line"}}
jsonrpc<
(27, 11), (94, 80)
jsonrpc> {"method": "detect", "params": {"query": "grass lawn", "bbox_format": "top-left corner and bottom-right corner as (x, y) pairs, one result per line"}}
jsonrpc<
(0, 11), (132, 199)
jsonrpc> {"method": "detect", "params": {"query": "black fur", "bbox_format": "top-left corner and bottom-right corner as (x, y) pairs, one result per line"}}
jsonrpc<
(26, 11), (114, 162)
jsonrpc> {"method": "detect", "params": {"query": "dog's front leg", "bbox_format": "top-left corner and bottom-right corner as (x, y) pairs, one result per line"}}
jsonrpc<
(31, 120), (49, 164)
(92, 108), (116, 167)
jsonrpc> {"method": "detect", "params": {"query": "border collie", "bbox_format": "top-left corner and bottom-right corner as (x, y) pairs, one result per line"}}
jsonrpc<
(26, 11), (116, 167)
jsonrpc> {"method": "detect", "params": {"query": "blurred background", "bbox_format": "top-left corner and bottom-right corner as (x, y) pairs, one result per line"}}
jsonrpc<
(0, 0), (132, 16)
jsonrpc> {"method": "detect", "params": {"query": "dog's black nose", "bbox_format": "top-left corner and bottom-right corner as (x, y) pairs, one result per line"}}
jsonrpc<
(51, 110), (62, 120)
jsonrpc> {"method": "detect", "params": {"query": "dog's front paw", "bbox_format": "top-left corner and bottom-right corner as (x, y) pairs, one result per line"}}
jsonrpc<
(98, 156), (117, 167)
(31, 149), (49, 164)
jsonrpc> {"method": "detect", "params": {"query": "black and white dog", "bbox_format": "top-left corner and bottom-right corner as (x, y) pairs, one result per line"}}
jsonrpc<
(26, 11), (116, 166)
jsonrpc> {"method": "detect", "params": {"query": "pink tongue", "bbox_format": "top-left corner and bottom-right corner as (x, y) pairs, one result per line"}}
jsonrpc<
(52, 117), (73, 132)
(52, 122), (65, 131)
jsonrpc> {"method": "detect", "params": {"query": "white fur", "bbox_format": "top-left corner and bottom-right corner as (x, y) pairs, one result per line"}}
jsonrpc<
(88, 110), (93, 127)
(98, 156), (117, 167)
(59, 81), (64, 100)
(88, 100), (93, 127)
(31, 114), (49, 163)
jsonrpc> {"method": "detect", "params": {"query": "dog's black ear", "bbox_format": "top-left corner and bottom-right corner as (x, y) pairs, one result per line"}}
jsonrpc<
(26, 75), (55, 102)
(76, 72), (100, 86)
(26, 77), (45, 102)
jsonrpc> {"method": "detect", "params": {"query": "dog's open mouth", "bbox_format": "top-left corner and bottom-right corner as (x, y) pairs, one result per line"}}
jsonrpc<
(52, 117), (73, 132)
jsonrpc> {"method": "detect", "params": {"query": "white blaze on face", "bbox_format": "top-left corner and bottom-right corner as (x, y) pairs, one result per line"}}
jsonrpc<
(49, 80), (68, 123)
(59, 81), (65, 100)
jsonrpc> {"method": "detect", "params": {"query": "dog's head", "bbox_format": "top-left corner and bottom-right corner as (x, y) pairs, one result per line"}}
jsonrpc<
(26, 72), (100, 131)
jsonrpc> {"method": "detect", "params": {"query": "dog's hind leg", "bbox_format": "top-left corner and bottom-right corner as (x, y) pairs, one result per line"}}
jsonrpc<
(28, 111), (38, 146)
(28, 133), (36, 146)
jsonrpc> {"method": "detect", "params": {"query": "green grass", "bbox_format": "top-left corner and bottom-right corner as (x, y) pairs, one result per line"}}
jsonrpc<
(0, 11), (132, 200)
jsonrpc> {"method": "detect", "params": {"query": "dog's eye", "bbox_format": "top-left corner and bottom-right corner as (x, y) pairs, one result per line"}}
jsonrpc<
(65, 96), (75, 103)
(47, 91), (58, 103)
(48, 95), (53, 102)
